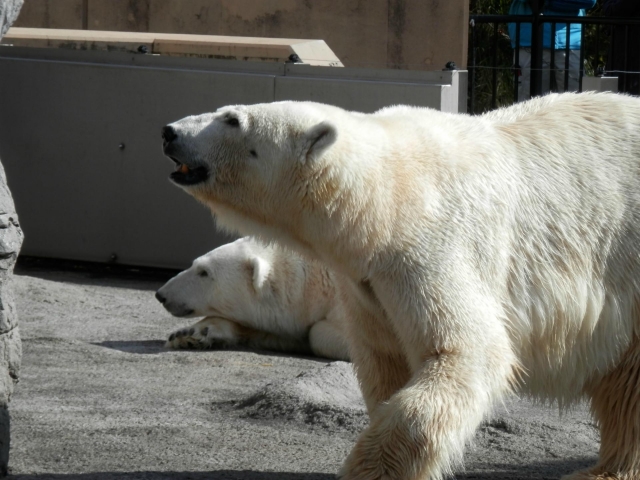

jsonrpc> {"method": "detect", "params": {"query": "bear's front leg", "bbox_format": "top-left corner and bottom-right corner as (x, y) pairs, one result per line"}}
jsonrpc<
(338, 345), (516, 480)
(166, 316), (314, 355)
(165, 316), (240, 350)
(339, 285), (411, 415)
(336, 262), (520, 479)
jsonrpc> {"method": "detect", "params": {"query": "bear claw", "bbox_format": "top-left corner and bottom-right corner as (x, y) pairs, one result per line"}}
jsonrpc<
(166, 322), (224, 351)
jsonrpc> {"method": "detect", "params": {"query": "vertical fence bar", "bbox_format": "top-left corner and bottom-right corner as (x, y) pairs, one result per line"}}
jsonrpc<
(579, 21), (586, 92)
(635, 24), (639, 93)
(609, 23), (617, 76)
(470, 18), (476, 114)
(492, 22), (498, 109)
(551, 22), (557, 92)
(530, 8), (544, 97)
(596, 24), (600, 74)
(564, 22), (570, 92)
(623, 25), (629, 92)
(514, 22), (521, 103)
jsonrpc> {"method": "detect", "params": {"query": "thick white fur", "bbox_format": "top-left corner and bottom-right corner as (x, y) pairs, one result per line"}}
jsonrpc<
(157, 237), (349, 361)
(165, 93), (640, 480)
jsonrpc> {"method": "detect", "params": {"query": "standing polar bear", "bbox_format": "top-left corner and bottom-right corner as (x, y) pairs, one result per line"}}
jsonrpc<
(156, 236), (349, 361)
(161, 92), (640, 480)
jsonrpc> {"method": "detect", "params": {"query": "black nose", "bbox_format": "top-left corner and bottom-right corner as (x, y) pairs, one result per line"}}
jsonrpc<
(155, 291), (166, 304)
(161, 126), (177, 143)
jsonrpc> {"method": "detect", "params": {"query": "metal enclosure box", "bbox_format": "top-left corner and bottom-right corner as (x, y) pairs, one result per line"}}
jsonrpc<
(0, 46), (467, 268)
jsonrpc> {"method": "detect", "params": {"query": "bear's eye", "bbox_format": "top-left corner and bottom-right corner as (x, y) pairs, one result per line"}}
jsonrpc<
(226, 116), (240, 127)
(198, 270), (209, 278)
(250, 150), (258, 157)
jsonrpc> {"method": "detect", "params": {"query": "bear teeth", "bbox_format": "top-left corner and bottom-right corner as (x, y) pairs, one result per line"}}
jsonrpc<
(177, 164), (190, 174)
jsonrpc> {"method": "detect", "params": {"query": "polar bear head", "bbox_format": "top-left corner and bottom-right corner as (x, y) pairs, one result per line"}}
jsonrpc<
(155, 237), (276, 319)
(161, 102), (351, 247)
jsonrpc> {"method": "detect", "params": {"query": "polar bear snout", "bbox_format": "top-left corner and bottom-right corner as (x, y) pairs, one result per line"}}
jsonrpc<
(161, 123), (210, 187)
(155, 289), (196, 317)
(155, 291), (167, 304)
(161, 125), (178, 144)
(155, 283), (196, 317)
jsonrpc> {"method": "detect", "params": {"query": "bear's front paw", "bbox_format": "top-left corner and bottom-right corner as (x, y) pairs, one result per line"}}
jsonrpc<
(337, 424), (405, 480)
(338, 406), (437, 480)
(338, 444), (393, 480)
(165, 318), (235, 350)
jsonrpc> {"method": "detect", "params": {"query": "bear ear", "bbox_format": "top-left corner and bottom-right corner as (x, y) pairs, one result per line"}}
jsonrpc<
(300, 121), (337, 164)
(223, 111), (242, 128)
(247, 255), (271, 295)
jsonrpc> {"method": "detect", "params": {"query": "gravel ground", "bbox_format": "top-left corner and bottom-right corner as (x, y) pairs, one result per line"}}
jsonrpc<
(7, 258), (600, 480)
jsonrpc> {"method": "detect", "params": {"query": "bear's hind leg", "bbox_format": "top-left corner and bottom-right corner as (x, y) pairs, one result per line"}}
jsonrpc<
(566, 341), (640, 480)
(309, 319), (350, 361)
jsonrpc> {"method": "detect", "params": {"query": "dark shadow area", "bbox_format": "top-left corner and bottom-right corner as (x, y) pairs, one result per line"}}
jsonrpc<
(458, 457), (597, 479)
(15, 255), (180, 291)
(93, 340), (331, 363)
(92, 340), (167, 355)
(9, 471), (335, 480)
(7, 458), (599, 480)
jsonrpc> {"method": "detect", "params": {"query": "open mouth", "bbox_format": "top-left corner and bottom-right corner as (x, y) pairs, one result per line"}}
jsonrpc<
(167, 156), (209, 186)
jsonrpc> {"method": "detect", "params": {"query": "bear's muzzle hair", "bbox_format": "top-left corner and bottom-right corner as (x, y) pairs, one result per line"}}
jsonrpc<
(161, 124), (210, 187)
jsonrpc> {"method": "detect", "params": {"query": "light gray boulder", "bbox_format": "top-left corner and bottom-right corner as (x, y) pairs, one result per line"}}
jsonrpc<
(0, 0), (24, 475)
(0, 0), (22, 38)
(0, 144), (22, 480)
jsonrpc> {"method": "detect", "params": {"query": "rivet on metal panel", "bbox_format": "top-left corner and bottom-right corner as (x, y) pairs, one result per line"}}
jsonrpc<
(119, 143), (125, 150)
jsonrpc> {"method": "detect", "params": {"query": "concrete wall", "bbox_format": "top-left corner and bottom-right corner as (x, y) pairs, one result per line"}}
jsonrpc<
(13, 0), (470, 70)
(0, 46), (466, 269)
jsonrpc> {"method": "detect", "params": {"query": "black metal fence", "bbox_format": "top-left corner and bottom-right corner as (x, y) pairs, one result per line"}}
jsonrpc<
(469, 14), (640, 114)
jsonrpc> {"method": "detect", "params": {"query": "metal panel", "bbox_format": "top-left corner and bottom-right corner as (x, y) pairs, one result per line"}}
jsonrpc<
(582, 76), (618, 93)
(0, 46), (287, 75)
(0, 56), (274, 268)
(281, 64), (466, 113)
(275, 76), (447, 113)
(285, 63), (457, 84)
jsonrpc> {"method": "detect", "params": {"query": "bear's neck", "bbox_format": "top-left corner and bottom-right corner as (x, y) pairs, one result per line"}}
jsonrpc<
(292, 153), (399, 280)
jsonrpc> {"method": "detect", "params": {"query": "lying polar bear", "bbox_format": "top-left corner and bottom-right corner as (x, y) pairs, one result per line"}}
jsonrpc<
(161, 93), (640, 480)
(156, 237), (349, 361)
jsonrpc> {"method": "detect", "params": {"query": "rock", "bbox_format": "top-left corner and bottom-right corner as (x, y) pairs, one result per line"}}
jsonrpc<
(0, 0), (23, 39)
(0, 163), (22, 477)
(0, 2), (24, 474)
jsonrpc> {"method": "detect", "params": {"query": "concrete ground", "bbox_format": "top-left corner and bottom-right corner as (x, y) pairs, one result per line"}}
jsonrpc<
(8, 258), (601, 480)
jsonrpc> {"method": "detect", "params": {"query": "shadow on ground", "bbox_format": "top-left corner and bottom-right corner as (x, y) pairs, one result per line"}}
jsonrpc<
(9, 458), (598, 480)
(93, 340), (167, 354)
(9, 472), (333, 480)
(93, 339), (333, 363)
(457, 457), (596, 479)
(15, 256), (179, 291)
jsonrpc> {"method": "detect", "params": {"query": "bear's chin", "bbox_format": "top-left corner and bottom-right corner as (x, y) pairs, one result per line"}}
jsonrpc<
(169, 165), (210, 186)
